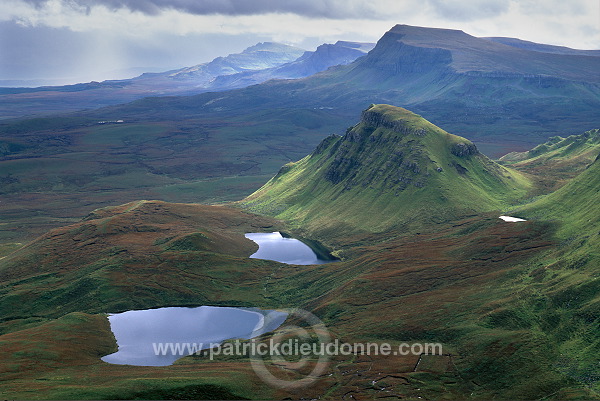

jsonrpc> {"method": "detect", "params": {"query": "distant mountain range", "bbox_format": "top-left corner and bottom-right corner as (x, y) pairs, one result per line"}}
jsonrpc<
(206, 41), (375, 91)
(83, 24), (599, 154)
(0, 41), (374, 119)
(126, 41), (306, 90)
(162, 42), (306, 82)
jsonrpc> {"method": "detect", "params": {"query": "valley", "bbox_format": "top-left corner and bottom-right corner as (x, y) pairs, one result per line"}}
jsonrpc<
(0, 103), (598, 399)
(0, 21), (598, 401)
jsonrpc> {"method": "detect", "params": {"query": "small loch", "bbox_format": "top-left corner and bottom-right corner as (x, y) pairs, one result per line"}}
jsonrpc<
(101, 306), (287, 366)
(245, 231), (338, 265)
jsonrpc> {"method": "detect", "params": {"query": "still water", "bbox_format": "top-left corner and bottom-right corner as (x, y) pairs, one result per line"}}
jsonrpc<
(245, 231), (336, 265)
(101, 306), (287, 366)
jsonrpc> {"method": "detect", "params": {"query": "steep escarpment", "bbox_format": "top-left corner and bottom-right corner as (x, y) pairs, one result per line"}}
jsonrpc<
(241, 104), (531, 236)
(377, 25), (600, 80)
(361, 31), (453, 74)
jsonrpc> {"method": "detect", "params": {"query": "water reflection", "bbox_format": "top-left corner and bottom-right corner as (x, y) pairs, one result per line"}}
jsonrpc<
(245, 232), (336, 265)
(101, 306), (287, 366)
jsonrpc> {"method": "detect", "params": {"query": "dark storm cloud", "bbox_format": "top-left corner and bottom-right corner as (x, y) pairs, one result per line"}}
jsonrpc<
(0, 20), (90, 79)
(427, 0), (510, 21)
(21, 0), (381, 19)
(0, 19), (274, 83)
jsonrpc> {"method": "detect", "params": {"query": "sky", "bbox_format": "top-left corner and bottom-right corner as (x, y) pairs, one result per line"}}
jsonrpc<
(1, 0), (599, 85)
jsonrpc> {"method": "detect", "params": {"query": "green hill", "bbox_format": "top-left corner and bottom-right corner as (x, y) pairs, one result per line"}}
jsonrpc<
(241, 104), (531, 236)
(500, 128), (600, 192)
(518, 152), (600, 265)
(505, 154), (600, 395)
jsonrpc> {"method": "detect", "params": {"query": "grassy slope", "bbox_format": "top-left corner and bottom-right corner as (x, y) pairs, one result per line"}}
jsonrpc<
(1, 206), (583, 400)
(0, 200), (287, 322)
(235, 106), (599, 398)
(241, 104), (531, 239)
(500, 128), (600, 193)
(501, 156), (600, 395)
(516, 153), (599, 283)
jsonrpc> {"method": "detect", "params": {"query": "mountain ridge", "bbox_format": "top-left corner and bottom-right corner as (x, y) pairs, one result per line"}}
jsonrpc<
(366, 24), (600, 81)
(500, 128), (600, 192)
(207, 40), (374, 90)
(483, 36), (600, 57)
(0, 41), (371, 119)
(158, 42), (306, 82)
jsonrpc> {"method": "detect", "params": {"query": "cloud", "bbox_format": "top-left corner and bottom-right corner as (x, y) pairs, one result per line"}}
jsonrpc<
(20, 0), (386, 19)
(515, 0), (592, 16)
(426, 0), (510, 21)
(0, 20), (93, 80)
(0, 18), (279, 82)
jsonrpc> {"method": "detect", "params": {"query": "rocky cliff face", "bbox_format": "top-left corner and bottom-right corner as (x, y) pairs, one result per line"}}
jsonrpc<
(361, 32), (453, 74)
(322, 106), (436, 189)
(451, 142), (479, 157)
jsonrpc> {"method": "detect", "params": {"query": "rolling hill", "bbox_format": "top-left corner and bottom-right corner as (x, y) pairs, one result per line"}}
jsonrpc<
(241, 104), (531, 236)
(0, 200), (283, 321)
(500, 128), (600, 192)
(518, 150), (600, 263)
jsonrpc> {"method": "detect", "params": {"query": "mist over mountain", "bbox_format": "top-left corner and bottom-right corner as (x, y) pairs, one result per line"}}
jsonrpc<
(146, 42), (306, 84)
(0, 41), (372, 119)
(207, 41), (375, 90)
